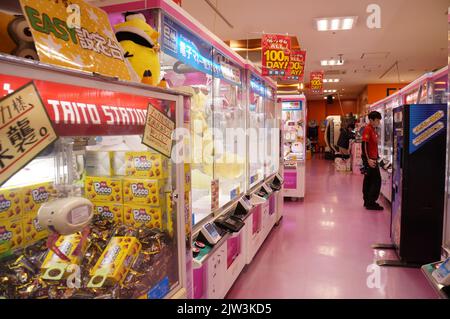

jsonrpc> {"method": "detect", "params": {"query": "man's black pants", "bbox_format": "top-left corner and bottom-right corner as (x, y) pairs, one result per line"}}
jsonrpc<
(363, 164), (381, 206)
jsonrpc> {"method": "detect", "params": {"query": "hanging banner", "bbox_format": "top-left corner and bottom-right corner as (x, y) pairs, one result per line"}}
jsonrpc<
(142, 103), (175, 158)
(18, 0), (132, 81)
(261, 34), (291, 76)
(310, 71), (324, 94)
(284, 50), (306, 81)
(0, 82), (57, 186)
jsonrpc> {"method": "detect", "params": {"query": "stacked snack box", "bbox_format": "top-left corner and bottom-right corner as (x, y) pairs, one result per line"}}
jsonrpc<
(123, 151), (168, 230)
(84, 151), (169, 230)
(0, 181), (56, 255)
(85, 175), (124, 224)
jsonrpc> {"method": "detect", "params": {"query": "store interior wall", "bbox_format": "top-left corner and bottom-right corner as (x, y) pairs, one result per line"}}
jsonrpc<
(366, 83), (408, 104)
(307, 99), (358, 148)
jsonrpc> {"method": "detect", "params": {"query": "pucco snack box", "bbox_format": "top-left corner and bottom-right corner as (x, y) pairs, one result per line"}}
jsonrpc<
(0, 187), (22, 220)
(23, 182), (56, 214)
(88, 236), (141, 288)
(123, 178), (162, 207)
(125, 152), (168, 179)
(123, 204), (162, 229)
(93, 202), (123, 224)
(0, 218), (23, 254)
(85, 176), (122, 203)
(165, 192), (174, 237)
(41, 233), (88, 280)
(23, 212), (48, 245)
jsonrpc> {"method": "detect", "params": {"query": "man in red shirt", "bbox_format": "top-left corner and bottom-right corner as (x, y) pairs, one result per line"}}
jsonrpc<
(361, 111), (383, 210)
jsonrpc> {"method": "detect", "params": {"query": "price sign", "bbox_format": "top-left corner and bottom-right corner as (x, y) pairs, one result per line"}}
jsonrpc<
(310, 71), (324, 94)
(284, 50), (306, 81)
(261, 34), (291, 76)
(142, 103), (175, 158)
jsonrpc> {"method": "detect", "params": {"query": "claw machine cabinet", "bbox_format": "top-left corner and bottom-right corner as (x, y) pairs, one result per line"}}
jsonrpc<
(262, 78), (280, 235)
(437, 66), (449, 259)
(383, 103), (447, 267)
(243, 63), (267, 265)
(280, 95), (306, 199)
(104, 0), (250, 299)
(0, 53), (189, 298)
(370, 92), (401, 203)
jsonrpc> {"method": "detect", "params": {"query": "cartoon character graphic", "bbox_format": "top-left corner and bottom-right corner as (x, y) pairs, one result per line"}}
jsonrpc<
(115, 12), (161, 86)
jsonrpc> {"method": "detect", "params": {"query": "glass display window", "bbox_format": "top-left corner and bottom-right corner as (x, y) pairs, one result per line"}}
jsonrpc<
(432, 73), (448, 104)
(0, 58), (185, 299)
(158, 11), (215, 225)
(248, 73), (266, 189)
(212, 49), (246, 208)
(264, 84), (279, 177)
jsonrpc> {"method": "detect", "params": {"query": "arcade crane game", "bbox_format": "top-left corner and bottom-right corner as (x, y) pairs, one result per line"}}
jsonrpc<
(99, 0), (267, 299)
(418, 20), (450, 298)
(369, 91), (401, 203)
(0, 0), (190, 299)
(375, 102), (447, 268)
(280, 95), (306, 200)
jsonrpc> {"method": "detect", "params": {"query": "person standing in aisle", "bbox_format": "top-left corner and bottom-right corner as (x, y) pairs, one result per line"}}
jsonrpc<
(362, 111), (383, 210)
(337, 122), (356, 155)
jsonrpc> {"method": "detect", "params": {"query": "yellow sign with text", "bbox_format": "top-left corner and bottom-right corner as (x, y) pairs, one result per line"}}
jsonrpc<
(0, 83), (57, 186)
(142, 104), (175, 158)
(19, 0), (132, 81)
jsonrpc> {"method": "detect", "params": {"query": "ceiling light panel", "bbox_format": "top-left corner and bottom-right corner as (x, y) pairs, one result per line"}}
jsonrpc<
(315, 17), (357, 31)
(321, 59), (344, 66)
(323, 79), (340, 83)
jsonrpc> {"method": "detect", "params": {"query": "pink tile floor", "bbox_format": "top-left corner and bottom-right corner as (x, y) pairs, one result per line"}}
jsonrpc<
(226, 158), (438, 299)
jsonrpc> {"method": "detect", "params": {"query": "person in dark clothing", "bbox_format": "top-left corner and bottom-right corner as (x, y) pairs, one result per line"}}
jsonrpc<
(361, 111), (383, 211)
(337, 123), (356, 155)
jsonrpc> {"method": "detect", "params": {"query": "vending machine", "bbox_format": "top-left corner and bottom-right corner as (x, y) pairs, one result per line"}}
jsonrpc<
(378, 104), (447, 267)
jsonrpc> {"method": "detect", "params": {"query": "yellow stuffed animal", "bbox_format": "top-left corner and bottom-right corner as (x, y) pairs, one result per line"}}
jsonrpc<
(115, 13), (161, 86)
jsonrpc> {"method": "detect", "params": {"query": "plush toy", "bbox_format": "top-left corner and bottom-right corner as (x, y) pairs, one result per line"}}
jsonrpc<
(115, 13), (161, 86)
(0, 12), (38, 60)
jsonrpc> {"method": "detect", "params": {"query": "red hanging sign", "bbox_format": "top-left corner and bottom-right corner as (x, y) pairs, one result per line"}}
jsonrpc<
(310, 71), (324, 94)
(283, 50), (306, 81)
(0, 74), (175, 137)
(261, 34), (291, 76)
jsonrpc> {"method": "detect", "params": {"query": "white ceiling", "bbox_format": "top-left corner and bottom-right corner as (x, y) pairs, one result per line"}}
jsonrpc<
(179, 0), (449, 99)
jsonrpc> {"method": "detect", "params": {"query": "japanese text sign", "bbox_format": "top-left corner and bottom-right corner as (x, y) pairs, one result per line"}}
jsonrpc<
(0, 82), (57, 186)
(19, 0), (132, 81)
(261, 34), (291, 76)
(142, 103), (175, 158)
(284, 50), (306, 81)
(310, 71), (324, 94)
(0, 73), (175, 137)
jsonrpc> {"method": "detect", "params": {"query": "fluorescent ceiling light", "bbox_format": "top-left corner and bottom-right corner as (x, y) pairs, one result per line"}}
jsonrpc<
(330, 19), (340, 30)
(317, 19), (328, 31)
(342, 18), (354, 30)
(321, 59), (344, 66)
(315, 17), (357, 31)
